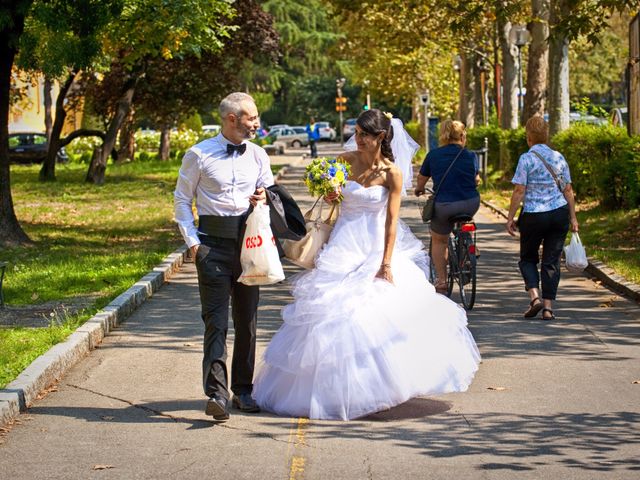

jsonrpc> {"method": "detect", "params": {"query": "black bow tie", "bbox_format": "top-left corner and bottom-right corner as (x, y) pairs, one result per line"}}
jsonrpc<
(227, 143), (247, 156)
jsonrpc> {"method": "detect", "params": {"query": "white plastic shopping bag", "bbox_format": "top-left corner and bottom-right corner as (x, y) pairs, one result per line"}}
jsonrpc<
(564, 232), (588, 273)
(238, 203), (285, 285)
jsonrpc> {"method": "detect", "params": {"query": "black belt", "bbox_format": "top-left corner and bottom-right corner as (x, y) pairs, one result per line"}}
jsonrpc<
(198, 214), (246, 239)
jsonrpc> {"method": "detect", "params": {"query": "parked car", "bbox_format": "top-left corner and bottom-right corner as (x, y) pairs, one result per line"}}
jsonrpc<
(542, 112), (607, 126)
(202, 124), (221, 135)
(8, 132), (69, 164)
(267, 127), (308, 148)
(343, 118), (357, 139)
(315, 121), (337, 141)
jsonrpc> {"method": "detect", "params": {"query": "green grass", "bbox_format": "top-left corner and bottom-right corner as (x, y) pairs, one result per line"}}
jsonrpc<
(0, 320), (86, 389)
(479, 182), (640, 285)
(0, 160), (184, 388)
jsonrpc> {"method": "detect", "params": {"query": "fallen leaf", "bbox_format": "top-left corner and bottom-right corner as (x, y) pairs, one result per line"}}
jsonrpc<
(93, 465), (114, 471)
(183, 343), (194, 347)
(101, 416), (114, 421)
(632, 380), (640, 384)
(487, 386), (507, 391)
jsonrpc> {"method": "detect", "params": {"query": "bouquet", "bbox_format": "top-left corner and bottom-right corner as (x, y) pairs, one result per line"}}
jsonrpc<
(303, 157), (351, 200)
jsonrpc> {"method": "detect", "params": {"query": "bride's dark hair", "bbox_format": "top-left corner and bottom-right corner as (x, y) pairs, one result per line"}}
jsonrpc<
(356, 109), (395, 162)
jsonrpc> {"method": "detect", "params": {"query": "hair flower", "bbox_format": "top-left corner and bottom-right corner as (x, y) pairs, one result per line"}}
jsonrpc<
(383, 111), (393, 120)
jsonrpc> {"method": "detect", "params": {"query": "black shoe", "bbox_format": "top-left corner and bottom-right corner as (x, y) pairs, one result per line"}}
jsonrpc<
(232, 393), (260, 413)
(205, 395), (229, 421)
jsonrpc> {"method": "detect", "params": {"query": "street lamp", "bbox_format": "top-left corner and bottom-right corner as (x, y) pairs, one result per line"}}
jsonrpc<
(336, 77), (346, 145)
(419, 90), (430, 153)
(509, 24), (531, 119)
(363, 79), (371, 110)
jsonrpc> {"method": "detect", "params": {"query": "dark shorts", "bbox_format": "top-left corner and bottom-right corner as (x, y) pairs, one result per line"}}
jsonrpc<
(431, 196), (481, 235)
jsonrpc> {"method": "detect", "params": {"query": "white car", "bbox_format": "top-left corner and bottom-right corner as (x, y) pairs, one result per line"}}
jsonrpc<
(202, 124), (221, 135)
(315, 121), (337, 141)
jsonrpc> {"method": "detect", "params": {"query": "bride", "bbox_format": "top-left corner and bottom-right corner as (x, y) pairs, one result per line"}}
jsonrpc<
(252, 109), (480, 420)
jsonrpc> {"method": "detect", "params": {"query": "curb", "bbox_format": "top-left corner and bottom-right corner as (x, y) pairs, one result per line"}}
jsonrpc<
(481, 199), (640, 303)
(0, 245), (188, 427)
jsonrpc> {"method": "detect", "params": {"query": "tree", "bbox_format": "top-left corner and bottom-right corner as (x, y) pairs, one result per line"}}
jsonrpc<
(17, 0), (124, 181)
(0, 0), (34, 245)
(523, 0), (549, 123)
(132, 0), (279, 160)
(86, 0), (237, 183)
(547, 0), (640, 136)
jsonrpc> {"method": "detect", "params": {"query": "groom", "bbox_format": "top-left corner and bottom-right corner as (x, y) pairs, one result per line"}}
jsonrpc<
(174, 92), (274, 421)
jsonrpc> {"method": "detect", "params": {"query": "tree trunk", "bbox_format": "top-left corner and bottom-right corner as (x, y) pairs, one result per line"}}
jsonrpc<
(473, 55), (485, 126)
(499, 18), (519, 129)
(458, 52), (475, 127)
(548, 0), (571, 136)
(44, 76), (53, 141)
(159, 127), (171, 160)
(523, 0), (549, 123)
(116, 107), (136, 162)
(87, 76), (137, 184)
(40, 71), (76, 181)
(0, 4), (32, 246)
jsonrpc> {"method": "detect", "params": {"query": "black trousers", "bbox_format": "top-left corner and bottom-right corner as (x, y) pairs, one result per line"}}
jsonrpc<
(195, 234), (259, 400)
(309, 140), (317, 158)
(518, 206), (569, 300)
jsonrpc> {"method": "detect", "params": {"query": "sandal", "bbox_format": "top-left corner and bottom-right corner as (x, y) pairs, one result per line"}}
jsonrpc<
(523, 297), (543, 318)
(541, 308), (555, 321)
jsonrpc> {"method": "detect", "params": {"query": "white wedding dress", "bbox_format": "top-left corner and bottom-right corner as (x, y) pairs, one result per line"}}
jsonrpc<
(252, 181), (480, 420)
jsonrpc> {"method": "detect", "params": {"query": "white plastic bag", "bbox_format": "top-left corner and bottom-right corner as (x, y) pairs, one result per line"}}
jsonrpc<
(238, 203), (285, 285)
(564, 232), (588, 273)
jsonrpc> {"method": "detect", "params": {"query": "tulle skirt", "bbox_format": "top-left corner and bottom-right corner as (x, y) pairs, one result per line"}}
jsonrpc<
(252, 211), (480, 420)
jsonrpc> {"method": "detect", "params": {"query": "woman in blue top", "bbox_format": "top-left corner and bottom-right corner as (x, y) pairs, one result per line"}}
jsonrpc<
(415, 120), (480, 294)
(506, 116), (579, 320)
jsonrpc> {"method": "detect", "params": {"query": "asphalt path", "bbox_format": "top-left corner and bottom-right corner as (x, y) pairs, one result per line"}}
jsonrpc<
(1, 143), (639, 479)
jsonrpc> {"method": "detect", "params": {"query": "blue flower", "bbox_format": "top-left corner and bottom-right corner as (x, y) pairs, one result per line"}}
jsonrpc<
(329, 158), (336, 164)
(328, 166), (337, 177)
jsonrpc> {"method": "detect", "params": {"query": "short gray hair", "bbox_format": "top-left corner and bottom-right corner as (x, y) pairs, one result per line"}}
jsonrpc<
(219, 92), (255, 118)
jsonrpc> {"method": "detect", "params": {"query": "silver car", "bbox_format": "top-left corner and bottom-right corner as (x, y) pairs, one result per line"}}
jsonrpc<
(267, 127), (309, 148)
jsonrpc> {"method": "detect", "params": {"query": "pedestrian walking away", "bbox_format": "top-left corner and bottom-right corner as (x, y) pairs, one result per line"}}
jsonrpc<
(174, 92), (273, 421)
(506, 115), (579, 321)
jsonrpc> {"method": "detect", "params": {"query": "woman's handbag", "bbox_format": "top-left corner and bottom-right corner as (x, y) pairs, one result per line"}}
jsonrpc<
(421, 192), (436, 222)
(420, 148), (464, 223)
(282, 197), (338, 269)
(564, 232), (588, 273)
(238, 203), (286, 285)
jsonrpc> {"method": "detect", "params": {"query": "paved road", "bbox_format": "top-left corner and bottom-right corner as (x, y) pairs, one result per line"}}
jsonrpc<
(1, 144), (639, 479)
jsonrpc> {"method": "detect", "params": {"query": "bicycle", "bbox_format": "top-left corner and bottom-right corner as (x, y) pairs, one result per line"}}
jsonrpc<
(426, 213), (478, 311)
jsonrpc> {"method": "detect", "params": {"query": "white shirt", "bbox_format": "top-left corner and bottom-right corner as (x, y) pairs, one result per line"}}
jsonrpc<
(174, 133), (274, 247)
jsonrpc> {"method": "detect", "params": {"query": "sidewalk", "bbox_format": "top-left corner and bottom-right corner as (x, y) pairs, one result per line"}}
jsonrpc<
(1, 147), (639, 479)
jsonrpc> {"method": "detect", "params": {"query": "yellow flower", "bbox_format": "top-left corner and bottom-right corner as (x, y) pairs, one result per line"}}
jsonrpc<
(383, 111), (393, 119)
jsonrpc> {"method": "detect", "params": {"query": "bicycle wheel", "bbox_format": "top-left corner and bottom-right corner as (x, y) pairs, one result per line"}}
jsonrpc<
(428, 237), (437, 284)
(458, 233), (477, 310)
(446, 235), (456, 297)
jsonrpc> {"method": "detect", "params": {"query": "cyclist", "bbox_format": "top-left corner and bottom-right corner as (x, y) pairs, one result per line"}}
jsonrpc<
(415, 120), (480, 294)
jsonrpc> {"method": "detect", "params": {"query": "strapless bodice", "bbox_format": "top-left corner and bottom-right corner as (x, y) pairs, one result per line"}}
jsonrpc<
(341, 180), (388, 215)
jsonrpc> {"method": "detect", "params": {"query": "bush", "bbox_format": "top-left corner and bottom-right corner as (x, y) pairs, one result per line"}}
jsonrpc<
(65, 136), (103, 161)
(135, 130), (161, 151)
(405, 121), (421, 145)
(466, 124), (502, 170)
(552, 124), (640, 208)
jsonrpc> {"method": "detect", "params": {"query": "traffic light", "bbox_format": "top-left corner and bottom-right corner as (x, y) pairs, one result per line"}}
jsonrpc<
(335, 96), (347, 112)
